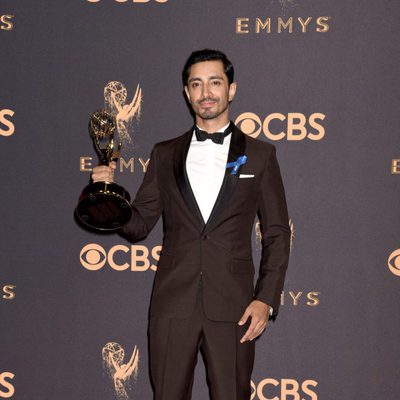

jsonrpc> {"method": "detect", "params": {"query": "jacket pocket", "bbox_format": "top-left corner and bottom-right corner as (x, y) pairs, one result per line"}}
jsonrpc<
(230, 258), (254, 274)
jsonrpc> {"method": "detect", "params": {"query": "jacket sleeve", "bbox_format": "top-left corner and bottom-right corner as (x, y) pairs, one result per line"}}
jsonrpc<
(118, 144), (163, 243)
(253, 145), (291, 321)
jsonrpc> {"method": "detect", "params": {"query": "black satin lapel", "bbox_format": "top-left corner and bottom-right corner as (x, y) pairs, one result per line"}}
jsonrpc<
(203, 126), (247, 234)
(174, 130), (205, 228)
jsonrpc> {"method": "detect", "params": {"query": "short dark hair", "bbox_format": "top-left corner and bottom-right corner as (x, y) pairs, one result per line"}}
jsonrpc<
(182, 49), (234, 86)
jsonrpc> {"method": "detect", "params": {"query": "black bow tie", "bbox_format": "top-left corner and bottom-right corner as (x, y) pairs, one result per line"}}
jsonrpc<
(194, 122), (233, 145)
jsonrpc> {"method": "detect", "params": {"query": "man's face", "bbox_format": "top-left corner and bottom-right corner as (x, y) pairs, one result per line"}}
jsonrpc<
(184, 60), (237, 122)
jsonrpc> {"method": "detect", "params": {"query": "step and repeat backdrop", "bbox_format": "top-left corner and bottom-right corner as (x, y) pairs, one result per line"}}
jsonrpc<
(1, 0), (399, 399)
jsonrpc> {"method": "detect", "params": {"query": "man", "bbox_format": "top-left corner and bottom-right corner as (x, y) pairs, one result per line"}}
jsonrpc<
(92, 49), (291, 400)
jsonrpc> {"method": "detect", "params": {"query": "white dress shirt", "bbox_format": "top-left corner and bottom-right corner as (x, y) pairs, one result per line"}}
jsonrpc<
(186, 122), (231, 223)
(185, 122), (274, 316)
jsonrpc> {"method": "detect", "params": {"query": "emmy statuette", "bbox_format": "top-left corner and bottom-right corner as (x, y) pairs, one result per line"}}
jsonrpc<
(75, 110), (132, 231)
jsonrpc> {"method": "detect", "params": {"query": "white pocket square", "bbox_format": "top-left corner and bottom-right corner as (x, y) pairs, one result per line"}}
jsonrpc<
(239, 174), (254, 178)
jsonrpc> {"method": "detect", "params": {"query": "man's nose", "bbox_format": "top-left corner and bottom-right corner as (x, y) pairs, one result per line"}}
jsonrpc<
(201, 83), (212, 98)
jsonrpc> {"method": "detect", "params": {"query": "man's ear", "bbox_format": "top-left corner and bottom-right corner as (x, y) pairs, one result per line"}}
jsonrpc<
(228, 82), (237, 102)
(184, 86), (191, 103)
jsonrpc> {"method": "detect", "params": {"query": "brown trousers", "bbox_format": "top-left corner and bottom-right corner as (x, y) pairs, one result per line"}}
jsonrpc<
(148, 278), (255, 400)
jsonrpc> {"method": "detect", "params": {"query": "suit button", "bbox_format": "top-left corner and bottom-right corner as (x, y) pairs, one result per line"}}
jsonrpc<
(201, 235), (208, 240)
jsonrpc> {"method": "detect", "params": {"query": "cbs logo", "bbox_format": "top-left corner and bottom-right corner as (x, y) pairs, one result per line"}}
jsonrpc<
(235, 112), (325, 141)
(80, 243), (161, 271)
(0, 109), (15, 137)
(87, 0), (168, 3)
(251, 378), (318, 400)
(388, 249), (400, 276)
(0, 15), (14, 31)
(0, 372), (15, 399)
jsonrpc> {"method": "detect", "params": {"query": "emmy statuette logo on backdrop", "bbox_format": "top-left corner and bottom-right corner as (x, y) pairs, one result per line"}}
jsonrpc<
(79, 82), (147, 174)
(102, 343), (140, 400)
(255, 218), (294, 251)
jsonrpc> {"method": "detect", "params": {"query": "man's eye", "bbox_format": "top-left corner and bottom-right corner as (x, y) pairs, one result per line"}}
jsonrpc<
(191, 83), (200, 88)
(212, 81), (221, 85)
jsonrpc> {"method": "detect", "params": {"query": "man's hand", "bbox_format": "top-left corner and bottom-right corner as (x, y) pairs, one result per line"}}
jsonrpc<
(91, 161), (116, 183)
(238, 300), (270, 343)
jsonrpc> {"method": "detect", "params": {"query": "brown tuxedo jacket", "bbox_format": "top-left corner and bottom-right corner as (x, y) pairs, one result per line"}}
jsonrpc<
(120, 124), (291, 322)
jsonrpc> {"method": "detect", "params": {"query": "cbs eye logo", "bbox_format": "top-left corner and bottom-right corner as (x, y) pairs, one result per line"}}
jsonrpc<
(235, 112), (325, 141)
(388, 249), (400, 277)
(80, 244), (107, 270)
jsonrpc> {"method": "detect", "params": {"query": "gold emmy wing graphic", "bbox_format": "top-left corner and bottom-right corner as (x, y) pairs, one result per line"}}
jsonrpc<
(104, 81), (143, 146)
(102, 342), (140, 400)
